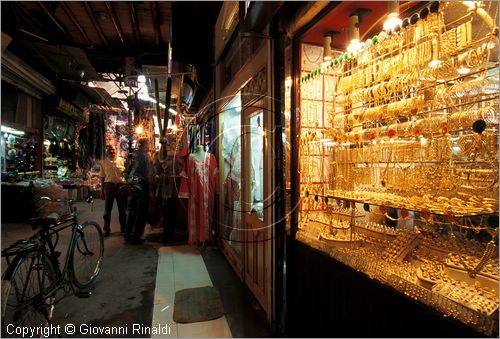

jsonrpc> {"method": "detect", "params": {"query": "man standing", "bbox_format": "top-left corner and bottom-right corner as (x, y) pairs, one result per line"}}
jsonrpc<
(124, 138), (153, 244)
(154, 136), (182, 243)
(100, 146), (127, 237)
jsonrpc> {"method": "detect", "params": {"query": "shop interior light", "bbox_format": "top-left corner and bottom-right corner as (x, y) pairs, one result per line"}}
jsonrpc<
(137, 75), (146, 83)
(347, 14), (363, 55)
(168, 108), (178, 115)
(135, 125), (144, 135)
(347, 39), (363, 54)
(323, 34), (332, 61)
(383, 13), (403, 32)
(1, 125), (24, 136)
(383, 1), (402, 33)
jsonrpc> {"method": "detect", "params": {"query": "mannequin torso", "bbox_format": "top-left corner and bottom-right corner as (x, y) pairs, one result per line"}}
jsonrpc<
(193, 145), (205, 161)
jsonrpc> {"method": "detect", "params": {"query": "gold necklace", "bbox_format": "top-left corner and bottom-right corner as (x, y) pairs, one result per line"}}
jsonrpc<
(449, 225), (497, 279)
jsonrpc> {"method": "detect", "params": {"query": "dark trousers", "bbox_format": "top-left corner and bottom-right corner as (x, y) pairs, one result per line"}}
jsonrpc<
(103, 182), (127, 232)
(125, 184), (149, 242)
(161, 198), (177, 241)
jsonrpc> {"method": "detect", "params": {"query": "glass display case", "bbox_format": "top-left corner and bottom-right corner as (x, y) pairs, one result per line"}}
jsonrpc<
(1, 127), (39, 181)
(221, 93), (243, 255)
(295, 2), (499, 335)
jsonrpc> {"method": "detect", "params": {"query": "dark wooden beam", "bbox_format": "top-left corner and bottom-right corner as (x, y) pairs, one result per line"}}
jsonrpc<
(37, 1), (70, 40)
(150, 2), (161, 45)
(60, 2), (91, 45)
(129, 2), (141, 46)
(104, 1), (125, 45)
(83, 1), (109, 47)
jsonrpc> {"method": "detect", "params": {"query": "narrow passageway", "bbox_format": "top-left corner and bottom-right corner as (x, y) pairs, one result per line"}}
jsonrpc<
(1, 199), (272, 338)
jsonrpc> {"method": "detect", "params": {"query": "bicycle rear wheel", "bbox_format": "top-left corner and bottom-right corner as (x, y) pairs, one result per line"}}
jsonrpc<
(2, 252), (56, 337)
(71, 221), (104, 289)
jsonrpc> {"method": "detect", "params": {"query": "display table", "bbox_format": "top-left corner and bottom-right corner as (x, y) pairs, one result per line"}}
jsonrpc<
(286, 237), (486, 337)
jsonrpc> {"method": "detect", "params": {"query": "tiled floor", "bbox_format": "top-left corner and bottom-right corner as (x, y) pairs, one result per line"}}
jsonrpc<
(2, 198), (272, 338)
(152, 245), (232, 338)
(201, 246), (274, 338)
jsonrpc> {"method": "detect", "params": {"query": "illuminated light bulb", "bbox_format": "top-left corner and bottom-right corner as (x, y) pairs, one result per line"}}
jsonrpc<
(383, 12), (403, 32)
(137, 75), (146, 83)
(347, 39), (363, 55)
(135, 125), (144, 134)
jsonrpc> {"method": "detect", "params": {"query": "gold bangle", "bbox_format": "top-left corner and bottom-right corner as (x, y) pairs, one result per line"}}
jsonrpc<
(466, 49), (479, 68)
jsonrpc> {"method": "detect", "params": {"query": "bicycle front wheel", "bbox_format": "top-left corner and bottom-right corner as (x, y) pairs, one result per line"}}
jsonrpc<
(71, 221), (104, 289)
(2, 252), (56, 337)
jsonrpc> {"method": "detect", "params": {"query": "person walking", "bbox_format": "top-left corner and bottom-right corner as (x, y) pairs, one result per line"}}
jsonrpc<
(99, 146), (127, 237)
(124, 138), (153, 244)
(154, 139), (182, 243)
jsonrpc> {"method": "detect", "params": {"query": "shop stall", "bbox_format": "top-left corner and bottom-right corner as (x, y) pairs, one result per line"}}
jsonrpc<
(286, 1), (499, 337)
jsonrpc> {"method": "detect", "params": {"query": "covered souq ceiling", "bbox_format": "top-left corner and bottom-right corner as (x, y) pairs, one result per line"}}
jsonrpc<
(2, 1), (172, 75)
(1, 2), (182, 109)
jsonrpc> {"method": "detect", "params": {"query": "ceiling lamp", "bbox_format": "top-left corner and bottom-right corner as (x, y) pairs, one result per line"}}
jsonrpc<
(347, 14), (363, 55)
(323, 33), (332, 61)
(1, 126), (24, 136)
(135, 125), (144, 135)
(383, 1), (403, 33)
(323, 31), (340, 62)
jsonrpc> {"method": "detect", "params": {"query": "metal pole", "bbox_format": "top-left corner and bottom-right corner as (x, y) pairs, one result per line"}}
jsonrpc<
(154, 78), (162, 133)
(163, 77), (172, 135)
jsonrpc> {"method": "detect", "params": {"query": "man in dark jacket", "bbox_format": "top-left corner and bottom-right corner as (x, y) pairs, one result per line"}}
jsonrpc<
(124, 138), (153, 244)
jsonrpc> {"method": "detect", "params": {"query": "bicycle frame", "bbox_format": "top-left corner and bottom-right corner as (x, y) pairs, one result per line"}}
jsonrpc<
(2, 196), (101, 329)
(40, 218), (82, 287)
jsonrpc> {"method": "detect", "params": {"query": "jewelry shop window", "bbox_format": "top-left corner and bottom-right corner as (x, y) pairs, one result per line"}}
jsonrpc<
(295, 2), (499, 335)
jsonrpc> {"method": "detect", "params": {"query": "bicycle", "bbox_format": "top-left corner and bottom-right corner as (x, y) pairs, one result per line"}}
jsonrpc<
(1, 196), (104, 337)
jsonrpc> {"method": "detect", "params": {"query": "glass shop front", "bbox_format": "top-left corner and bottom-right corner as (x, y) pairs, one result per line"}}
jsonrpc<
(285, 2), (499, 337)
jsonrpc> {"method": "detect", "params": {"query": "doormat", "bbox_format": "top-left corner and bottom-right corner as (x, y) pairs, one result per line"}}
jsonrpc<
(173, 286), (224, 323)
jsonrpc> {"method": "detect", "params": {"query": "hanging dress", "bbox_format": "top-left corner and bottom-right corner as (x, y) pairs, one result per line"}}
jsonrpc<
(187, 152), (218, 244)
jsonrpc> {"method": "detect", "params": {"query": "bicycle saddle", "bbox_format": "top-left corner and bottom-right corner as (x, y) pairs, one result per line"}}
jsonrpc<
(29, 212), (60, 229)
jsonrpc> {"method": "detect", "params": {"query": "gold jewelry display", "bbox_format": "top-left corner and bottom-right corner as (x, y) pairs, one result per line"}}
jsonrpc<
(297, 3), (499, 335)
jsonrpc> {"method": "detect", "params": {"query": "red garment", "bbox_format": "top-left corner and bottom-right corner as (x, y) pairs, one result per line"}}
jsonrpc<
(187, 152), (218, 244)
(177, 129), (190, 199)
(177, 157), (189, 199)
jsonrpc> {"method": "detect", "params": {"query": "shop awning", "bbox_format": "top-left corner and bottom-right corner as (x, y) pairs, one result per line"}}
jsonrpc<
(1, 50), (56, 99)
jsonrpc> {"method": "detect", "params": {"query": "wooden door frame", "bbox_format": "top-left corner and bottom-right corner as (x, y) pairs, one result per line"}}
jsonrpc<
(215, 39), (274, 323)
